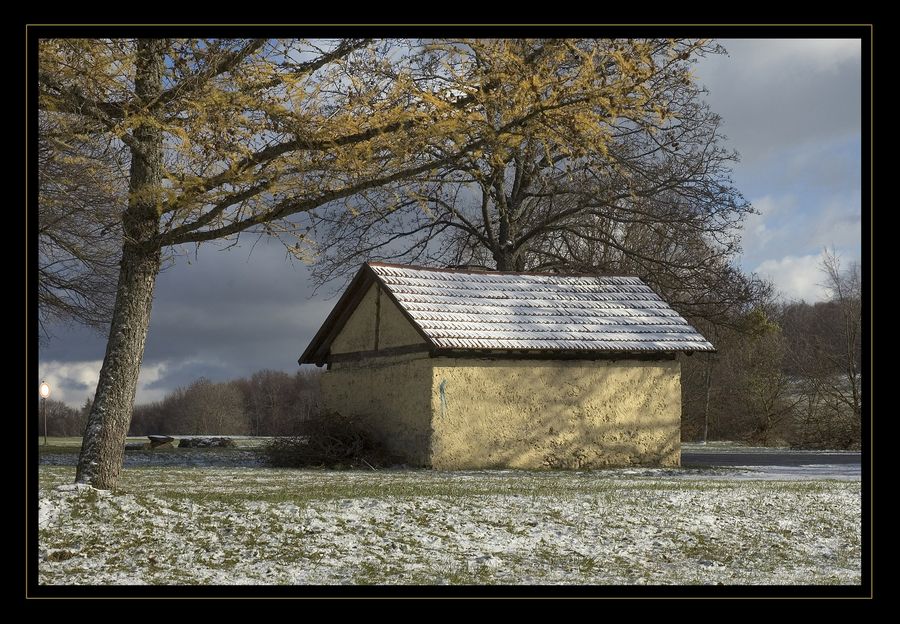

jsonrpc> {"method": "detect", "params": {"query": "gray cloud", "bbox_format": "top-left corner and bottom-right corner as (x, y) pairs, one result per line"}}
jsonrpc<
(695, 39), (861, 165)
(148, 239), (337, 371)
(56, 376), (92, 394)
(41, 237), (337, 405)
(694, 38), (862, 300)
(40, 323), (108, 363)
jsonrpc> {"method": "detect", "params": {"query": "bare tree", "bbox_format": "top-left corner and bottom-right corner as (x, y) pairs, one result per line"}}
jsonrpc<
(38, 113), (125, 338)
(679, 250), (862, 449)
(737, 311), (801, 445)
(308, 40), (761, 326)
(303, 39), (780, 449)
(178, 378), (248, 435)
(39, 399), (82, 437)
(784, 250), (861, 448)
(821, 249), (862, 424)
(131, 369), (321, 436)
(240, 370), (292, 436)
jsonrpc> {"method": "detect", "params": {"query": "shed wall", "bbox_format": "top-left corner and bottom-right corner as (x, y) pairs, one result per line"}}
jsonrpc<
(429, 358), (681, 469)
(321, 354), (433, 465)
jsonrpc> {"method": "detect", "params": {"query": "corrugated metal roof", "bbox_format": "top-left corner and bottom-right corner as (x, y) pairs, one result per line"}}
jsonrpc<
(298, 262), (714, 365)
(371, 263), (713, 353)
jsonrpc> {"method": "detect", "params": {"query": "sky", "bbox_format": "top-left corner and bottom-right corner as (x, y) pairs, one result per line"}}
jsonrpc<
(38, 38), (863, 407)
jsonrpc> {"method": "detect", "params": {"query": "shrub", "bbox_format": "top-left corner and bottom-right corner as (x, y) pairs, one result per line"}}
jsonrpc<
(263, 412), (394, 468)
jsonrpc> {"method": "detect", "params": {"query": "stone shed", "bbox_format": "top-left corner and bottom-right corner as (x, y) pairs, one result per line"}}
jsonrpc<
(299, 262), (714, 469)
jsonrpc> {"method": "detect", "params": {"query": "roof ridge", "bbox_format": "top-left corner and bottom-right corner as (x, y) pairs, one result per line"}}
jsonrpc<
(366, 261), (644, 279)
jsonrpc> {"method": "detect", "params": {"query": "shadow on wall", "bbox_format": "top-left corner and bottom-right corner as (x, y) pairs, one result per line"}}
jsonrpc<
(320, 356), (434, 466)
(429, 359), (681, 470)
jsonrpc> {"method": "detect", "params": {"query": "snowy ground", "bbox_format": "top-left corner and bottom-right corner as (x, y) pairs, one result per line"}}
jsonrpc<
(38, 465), (861, 586)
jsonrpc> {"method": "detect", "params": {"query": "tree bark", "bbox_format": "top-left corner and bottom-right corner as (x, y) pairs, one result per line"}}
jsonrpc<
(702, 353), (712, 444)
(493, 240), (525, 271)
(494, 249), (515, 271)
(75, 39), (165, 490)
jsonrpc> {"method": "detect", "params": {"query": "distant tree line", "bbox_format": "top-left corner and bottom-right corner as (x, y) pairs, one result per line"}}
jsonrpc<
(681, 252), (861, 449)
(129, 369), (321, 436)
(39, 397), (92, 437)
(41, 370), (321, 437)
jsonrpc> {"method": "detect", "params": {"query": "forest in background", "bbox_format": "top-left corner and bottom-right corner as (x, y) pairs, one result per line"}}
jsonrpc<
(680, 254), (861, 448)
(42, 369), (321, 438)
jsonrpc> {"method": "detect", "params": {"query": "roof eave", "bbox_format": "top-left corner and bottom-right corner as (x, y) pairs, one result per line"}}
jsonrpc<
(297, 265), (375, 366)
(428, 345), (715, 357)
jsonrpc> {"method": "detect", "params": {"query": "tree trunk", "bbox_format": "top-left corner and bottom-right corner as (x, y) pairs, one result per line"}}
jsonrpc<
(493, 247), (524, 271)
(702, 353), (712, 444)
(492, 204), (522, 271)
(75, 39), (165, 490)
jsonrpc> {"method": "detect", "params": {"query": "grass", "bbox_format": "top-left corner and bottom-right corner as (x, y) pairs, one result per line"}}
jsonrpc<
(37, 464), (861, 586)
(37, 436), (271, 452)
(39, 464), (752, 505)
(38, 437), (149, 455)
(37, 438), (268, 474)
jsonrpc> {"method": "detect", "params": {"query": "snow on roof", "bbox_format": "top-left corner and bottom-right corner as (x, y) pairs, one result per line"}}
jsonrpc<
(299, 262), (714, 365)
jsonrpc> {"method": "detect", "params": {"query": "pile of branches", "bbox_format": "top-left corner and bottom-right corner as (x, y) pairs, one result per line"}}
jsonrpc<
(263, 412), (393, 468)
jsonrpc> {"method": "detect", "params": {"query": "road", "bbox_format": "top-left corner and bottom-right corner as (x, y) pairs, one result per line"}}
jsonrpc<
(682, 448), (861, 467)
(678, 445), (861, 480)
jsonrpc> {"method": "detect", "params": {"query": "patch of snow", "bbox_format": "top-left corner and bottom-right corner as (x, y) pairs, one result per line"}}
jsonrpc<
(54, 483), (108, 493)
(37, 467), (862, 586)
(721, 464), (861, 481)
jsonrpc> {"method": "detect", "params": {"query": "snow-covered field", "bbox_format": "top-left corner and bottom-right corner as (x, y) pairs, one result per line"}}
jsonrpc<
(38, 465), (860, 586)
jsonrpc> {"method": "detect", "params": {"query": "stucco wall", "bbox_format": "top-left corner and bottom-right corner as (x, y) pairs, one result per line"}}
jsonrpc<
(377, 288), (426, 349)
(429, 358), (681, 469)
(322, 354), (433, 465)
(330, 283), (425, 355)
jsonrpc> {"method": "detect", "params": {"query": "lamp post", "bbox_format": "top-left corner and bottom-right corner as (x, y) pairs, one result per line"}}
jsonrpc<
(39, 381), (50, 446)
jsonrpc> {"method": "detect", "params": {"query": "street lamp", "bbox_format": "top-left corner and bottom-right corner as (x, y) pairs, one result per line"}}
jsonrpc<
(39, 381), (50, 446)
